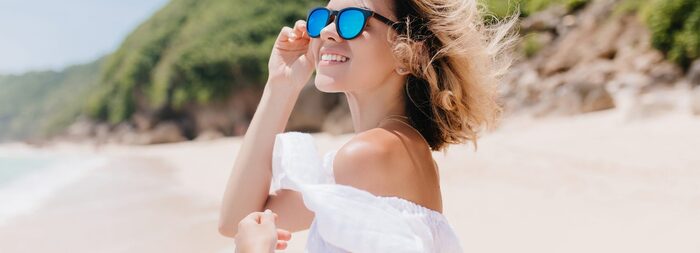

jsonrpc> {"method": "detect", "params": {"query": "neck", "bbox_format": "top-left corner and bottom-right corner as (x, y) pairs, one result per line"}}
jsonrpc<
(344, 76), (407, 133)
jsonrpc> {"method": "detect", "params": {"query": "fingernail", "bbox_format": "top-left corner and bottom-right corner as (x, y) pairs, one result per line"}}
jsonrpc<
(264, 209), (272, 214)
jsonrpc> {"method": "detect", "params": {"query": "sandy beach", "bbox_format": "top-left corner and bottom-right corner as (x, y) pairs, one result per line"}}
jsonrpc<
(1, 109), (699, 253)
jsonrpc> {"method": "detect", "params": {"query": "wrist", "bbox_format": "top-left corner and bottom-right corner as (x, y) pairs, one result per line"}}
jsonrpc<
(235, 241), (274, 253)
(263, 81), (304, 102)
(265, 78), (305, 95)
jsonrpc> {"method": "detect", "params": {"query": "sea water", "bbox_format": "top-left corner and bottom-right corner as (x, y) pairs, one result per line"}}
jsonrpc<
(0, 153), (107, 225)
(0, 154), (56, 184)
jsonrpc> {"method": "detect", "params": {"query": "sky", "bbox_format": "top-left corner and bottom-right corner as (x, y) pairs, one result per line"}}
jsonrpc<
(0, 0), (170, 75)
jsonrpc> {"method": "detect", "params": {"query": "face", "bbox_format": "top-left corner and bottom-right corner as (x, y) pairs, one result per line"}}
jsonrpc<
(310, 0), (400, 93)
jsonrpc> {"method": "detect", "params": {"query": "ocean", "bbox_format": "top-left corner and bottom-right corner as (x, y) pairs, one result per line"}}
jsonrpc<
(0, 153), (107, 225)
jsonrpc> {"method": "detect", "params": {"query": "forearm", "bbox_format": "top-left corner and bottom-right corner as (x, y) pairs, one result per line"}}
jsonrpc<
(219, 83), (302, 237)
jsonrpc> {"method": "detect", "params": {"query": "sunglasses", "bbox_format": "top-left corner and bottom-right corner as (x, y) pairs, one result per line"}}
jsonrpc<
(306, 7), (399, 40)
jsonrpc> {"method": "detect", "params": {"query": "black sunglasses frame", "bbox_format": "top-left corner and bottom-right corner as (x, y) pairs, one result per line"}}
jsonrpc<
(306, 7), (398, 40)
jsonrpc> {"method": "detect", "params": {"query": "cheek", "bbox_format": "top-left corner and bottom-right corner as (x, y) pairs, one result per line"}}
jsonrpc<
(309, 40), (321, 63)
(345, 35), (396, 89)
(312, 33), (396, 93)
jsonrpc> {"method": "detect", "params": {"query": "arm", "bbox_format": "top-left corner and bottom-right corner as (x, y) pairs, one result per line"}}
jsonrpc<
(218, 84), (308, 238)
(218, 19), (316, 237)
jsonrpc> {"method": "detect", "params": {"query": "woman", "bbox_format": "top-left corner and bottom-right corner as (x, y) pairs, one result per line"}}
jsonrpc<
(220, 0), (517, 252)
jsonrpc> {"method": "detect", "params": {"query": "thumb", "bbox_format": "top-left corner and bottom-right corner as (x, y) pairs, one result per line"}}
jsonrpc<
(260, 209), (275, 225)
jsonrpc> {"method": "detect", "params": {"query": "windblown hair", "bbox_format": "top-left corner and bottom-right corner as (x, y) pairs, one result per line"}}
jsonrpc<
(390, 0), (519, 152)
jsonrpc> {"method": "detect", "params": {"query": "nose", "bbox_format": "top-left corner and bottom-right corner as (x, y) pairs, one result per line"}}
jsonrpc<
(320, 18), (344, 43)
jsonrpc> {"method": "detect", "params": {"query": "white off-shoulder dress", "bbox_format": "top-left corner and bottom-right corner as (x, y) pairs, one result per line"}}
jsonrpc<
(270, 131), (464, 253)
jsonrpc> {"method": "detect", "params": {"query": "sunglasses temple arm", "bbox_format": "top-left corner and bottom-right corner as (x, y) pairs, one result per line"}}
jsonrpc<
(372, 13), (399, 28)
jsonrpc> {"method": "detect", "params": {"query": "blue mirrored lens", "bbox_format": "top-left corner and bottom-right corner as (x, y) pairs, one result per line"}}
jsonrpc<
(338, 9), (365, 39)
(307, 9), (329, 37)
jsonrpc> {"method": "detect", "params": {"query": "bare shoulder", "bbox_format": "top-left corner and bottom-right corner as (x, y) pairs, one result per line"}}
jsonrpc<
(333, 124), (442, 211)
(332, 127), (405, 196)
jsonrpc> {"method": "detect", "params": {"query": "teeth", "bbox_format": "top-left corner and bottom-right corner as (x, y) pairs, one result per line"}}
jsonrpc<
(321, 54), (349, 62)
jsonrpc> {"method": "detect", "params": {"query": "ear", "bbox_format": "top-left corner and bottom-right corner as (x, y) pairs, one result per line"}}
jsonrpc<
(395, 66), (410, 76)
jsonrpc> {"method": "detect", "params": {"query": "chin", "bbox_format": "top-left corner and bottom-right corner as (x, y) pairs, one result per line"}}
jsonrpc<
(314, 75), (346, 93)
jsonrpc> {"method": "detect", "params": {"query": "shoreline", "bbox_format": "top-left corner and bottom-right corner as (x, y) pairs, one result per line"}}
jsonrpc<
(0, 155), (234, 252)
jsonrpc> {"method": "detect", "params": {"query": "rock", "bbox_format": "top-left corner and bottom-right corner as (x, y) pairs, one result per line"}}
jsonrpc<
(539, 0), (620, 75)
(637, 91), (677, 116)
(514, 69), (542, 106)
(608, 72), (652, 93)
(94, 123), (111, 143)
(111, 123), (135, 143)
(590, 16), (623, 60)
(183, 86), (262, 137)
(615, 88), (680, 121)
(132, 112), (155, 131)
(500, 65), (543, 114)
(609, 85), (641, 120)
(65, 117), (96, 139)
(231, 121), (250, 136)
(564, 59), (616, 86)
(534, 59), (617, 115)
(287, 83), (340, 132)
(195, 129), (224, 141)
(692, 86), (700, 116)
(582, 85), (615, 113)
(648, 61), (683, 86)
(120, 131), (149, 145)
(520, 5), (568, 32)
(632, 51), (664, 74)
(192, 107), (236, 135)
(142, 122), (186, 144)
(688, 60), (700, 87)
(533, 78), (615, 117)
(533, 84), (582, 117)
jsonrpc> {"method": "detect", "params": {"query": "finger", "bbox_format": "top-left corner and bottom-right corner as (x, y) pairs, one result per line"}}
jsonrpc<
(260, 209), (275, 225)
(276, 240), (288, 250)
(266, 209), (278, 222)
(276, 26), (294, 43)
(291, 20), (308, 40)
(277, 228), (292, 241)
(238, 211), (263, 226)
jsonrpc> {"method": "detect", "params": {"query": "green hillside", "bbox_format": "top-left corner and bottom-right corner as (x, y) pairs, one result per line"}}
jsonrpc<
(86, 0), (323, 124)
(0, 59), (104, 142)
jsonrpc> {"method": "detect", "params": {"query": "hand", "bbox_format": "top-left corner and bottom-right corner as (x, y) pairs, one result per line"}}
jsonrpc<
(235, 209), (292, 253)
(266, 20), (315, 93)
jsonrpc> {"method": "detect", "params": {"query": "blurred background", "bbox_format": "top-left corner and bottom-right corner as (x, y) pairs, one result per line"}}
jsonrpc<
(0, 0), (699, 252)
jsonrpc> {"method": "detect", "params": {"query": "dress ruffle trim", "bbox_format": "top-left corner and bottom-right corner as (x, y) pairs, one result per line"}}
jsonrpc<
(270, 131), (434, 253)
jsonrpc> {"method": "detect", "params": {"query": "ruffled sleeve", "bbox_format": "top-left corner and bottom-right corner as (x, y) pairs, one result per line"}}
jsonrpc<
(270, 131), (334, 192)
(270, 131), (435, 253)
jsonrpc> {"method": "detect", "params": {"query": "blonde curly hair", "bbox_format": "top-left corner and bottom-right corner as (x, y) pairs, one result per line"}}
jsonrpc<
(390, 0), (519, 152)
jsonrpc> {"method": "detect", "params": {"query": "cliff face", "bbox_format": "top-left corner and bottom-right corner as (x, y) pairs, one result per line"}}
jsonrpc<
(500, 0), (700, 121)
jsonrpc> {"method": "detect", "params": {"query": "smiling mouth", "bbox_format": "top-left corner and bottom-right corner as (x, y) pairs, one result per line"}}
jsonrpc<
(320, 53), (350, 65)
